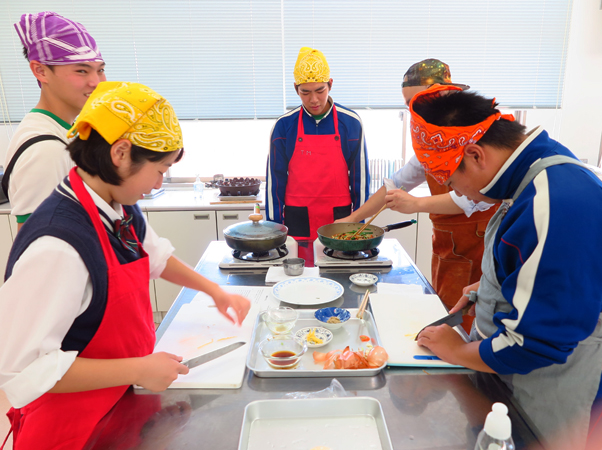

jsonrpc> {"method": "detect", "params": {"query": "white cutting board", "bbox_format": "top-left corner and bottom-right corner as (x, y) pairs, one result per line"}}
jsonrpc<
(370, 292), (466, 368)
(154, 297), (261, 389)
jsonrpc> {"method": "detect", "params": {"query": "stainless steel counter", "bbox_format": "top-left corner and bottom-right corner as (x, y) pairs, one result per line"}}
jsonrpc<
(84, 241), (540, 450)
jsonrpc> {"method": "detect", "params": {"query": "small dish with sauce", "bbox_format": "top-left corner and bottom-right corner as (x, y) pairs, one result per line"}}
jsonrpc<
(314, 307), (350, 331)
(258, 334), (307, 369)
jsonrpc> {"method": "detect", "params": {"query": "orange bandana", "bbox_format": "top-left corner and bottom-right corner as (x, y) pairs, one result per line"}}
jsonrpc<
(409, 84), (515, 184)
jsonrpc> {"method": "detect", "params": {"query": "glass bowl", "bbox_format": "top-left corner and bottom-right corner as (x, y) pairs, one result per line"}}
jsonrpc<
(259, 334), (307, 369)
(314, 307), (351, 331)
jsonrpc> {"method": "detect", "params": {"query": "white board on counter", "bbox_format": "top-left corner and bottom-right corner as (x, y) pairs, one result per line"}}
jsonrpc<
(370, 289), (467, 368)
(153, 286), (275, 389)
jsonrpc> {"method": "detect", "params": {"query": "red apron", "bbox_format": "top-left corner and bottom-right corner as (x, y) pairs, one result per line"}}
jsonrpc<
(284, 106), (352, 240)
(426, 175), (498, 332)
(4, 167), (156, 450)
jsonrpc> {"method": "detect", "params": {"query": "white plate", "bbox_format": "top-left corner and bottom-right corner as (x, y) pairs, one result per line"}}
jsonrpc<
(272, 277), (344, 305)
(349, 273), (378, 287)
(295, 327), (333, 348)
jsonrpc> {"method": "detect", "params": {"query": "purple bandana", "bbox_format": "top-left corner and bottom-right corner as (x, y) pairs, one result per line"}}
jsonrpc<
(14, 12), (103, 65)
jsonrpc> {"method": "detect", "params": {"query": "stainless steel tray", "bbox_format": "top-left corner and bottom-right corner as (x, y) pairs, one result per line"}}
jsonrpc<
(238, 397), (393, 450)
(246, 309), (386, 378)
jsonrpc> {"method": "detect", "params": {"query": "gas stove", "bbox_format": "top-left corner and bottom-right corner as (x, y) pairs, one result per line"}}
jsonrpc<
(313, 238), (393, 268)
(219, 236), (299, 269)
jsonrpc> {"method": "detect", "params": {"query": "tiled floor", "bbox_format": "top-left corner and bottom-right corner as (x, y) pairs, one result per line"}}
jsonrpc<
(0, 390), (12, 449)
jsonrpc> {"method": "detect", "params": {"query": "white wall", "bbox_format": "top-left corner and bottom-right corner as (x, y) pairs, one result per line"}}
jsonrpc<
(557, 0), (602, 165)
(0, 0), (600, 174)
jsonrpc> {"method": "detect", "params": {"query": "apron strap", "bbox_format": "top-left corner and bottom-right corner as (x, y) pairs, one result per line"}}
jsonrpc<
(512, 155), (586, 201)
(68, 167), (121, 268)
(297, 104), (339, 138)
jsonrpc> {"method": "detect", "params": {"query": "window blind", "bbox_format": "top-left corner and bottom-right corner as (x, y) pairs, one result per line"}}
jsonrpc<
(0, 0), (573, 123)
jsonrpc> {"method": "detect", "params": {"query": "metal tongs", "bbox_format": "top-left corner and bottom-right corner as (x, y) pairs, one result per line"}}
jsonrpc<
(357, 289), (371, 339)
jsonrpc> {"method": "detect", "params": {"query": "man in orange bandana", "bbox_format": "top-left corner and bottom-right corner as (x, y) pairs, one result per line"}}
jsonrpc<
(338, 59), (496, 332)
(411, 85), (602, 449)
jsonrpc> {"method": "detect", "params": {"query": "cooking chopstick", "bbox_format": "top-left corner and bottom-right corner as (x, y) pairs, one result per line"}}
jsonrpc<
(350, 204), (387, 239)
(357, 289), (371, 319)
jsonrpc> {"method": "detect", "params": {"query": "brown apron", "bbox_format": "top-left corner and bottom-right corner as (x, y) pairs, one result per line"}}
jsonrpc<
(426, 175), (498, 332)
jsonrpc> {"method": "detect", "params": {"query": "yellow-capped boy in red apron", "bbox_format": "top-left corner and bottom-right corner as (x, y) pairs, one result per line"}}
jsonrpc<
(266, 47), (370, 240)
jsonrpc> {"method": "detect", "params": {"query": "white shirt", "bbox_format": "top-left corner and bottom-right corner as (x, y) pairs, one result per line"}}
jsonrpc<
(392, 154), (494, 217)
(4, 111), (75, 217)
(0, 181), (174, 408)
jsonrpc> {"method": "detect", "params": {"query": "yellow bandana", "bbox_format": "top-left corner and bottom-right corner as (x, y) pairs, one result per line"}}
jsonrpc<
(68, 81), (183, 152)
(293, 47), (330, 85)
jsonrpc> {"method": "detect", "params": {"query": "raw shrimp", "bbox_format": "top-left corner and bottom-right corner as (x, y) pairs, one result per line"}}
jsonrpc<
(313, 346), (388, 370)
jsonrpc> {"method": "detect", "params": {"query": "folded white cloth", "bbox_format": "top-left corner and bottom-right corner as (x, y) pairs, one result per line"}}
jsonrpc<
(265, 266), (320, 283)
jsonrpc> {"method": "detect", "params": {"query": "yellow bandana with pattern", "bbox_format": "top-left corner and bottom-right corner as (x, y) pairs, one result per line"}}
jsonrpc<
(293, 47), (330, 85)
(68, 81), (183, 152)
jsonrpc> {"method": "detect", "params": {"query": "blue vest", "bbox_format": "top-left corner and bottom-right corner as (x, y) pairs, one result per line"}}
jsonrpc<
(5, 187), (147, 353)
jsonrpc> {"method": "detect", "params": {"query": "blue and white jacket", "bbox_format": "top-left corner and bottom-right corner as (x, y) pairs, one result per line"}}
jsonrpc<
(265, 99), (370, 224)
(479, 127), (602, 375)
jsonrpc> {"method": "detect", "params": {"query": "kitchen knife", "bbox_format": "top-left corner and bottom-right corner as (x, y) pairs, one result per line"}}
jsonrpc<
(181, 341), (246, 369)
(414, 311), (463, 340)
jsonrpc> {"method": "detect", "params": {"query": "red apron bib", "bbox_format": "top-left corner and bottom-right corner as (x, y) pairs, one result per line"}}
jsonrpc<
(4, 167), (156, 450)
(284, 106), (352, 240)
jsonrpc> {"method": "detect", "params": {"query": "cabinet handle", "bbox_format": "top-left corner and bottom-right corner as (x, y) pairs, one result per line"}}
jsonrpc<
(193, 214), (210, 220)
(223, 214), (239, 220)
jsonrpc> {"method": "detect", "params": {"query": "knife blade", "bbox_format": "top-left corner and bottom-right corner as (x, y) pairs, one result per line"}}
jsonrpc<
(414, 311), (463, 341)
(181, 341), (246, 369)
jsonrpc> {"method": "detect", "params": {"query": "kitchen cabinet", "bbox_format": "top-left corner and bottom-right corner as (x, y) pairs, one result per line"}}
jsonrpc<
(146, 210), (217, 312)
(216, 209), (253, 240)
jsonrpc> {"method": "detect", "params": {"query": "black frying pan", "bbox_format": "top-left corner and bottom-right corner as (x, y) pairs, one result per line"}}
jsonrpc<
(317, 220), (416, 252)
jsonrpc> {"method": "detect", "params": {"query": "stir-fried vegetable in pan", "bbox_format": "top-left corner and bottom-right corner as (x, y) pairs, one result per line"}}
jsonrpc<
(331, 230), (375, 240)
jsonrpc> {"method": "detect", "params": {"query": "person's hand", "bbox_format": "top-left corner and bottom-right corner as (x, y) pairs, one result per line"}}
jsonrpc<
(416, 324), (467, 364)
(384, 190), (420, 214)
(449, 281), (480, 315)
(212, 291), (251, 325)
(136, 352), (189, 392)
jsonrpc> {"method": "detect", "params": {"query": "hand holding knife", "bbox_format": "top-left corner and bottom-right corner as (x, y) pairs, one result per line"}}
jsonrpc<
(181, 341), (246, 369)
(414, 311), (464, 341)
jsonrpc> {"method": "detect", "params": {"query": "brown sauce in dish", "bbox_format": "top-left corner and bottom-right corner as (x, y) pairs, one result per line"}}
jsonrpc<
(270, 350), (297, 366)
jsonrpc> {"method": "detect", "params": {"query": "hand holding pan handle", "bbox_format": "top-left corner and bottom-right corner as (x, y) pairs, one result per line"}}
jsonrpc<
(382, 219), (417, 232)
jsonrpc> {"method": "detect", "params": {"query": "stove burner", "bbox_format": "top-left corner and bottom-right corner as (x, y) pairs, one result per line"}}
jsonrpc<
(232, 244), (288, 262)
(323, 247), (380, 260)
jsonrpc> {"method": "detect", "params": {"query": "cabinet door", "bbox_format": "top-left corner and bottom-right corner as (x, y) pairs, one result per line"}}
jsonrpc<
(147, 211), (217, 311)
(0, 216), (13, 287)
(415, 212), (433, 283)
(216, 210), (251, 240)
(370, 209), (418, 262)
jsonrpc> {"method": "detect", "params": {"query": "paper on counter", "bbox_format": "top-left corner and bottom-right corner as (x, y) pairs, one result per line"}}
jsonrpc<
(376, 282), (424, 296)
(265, 266), (320, 284)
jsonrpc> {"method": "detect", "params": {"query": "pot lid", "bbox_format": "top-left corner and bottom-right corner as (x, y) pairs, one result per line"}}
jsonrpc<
(224, 215), (288, 240)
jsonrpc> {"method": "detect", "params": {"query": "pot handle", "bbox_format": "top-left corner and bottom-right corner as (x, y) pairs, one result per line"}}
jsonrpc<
(383, 219), (417, 232)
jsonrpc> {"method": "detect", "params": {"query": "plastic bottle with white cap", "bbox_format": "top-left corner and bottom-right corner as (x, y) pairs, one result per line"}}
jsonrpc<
(474, 402), (515, 450)
(193, 173), (204, 200)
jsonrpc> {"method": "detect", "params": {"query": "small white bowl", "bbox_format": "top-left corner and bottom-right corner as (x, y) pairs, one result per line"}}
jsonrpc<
(295, 327), (333, 348)
(349, 273), (378, 287)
